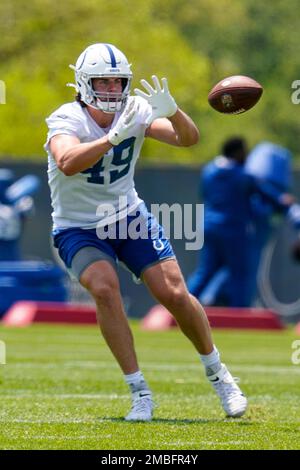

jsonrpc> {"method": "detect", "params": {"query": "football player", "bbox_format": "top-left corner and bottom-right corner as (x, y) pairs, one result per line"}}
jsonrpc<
(45, 43), (247, 421)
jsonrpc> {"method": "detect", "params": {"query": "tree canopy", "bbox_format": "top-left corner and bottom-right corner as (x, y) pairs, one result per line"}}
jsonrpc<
(0, 0), (298, 163)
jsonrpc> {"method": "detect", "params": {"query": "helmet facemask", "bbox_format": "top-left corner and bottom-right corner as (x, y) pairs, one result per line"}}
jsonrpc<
(88, 76), (131, 113)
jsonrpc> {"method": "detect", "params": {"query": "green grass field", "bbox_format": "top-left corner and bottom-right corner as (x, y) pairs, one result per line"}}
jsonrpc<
(0, 322), (299, 450)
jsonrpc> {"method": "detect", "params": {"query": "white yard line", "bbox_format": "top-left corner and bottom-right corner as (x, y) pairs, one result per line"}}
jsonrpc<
(0, 393), (128, 399)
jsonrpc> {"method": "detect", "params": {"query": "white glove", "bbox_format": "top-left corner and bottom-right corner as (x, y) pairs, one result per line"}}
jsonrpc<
(134, 75), (177, 123)
(108, 97), (139, 146)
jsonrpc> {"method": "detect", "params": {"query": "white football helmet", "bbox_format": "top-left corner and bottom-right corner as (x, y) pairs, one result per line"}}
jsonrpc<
(69, 43), (132, 113)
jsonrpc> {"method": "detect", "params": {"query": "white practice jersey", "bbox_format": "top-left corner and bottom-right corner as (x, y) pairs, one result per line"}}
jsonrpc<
(45, 97), (152, 230)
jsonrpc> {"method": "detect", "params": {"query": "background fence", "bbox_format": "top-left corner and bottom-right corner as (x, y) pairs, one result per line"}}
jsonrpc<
(1, 160), (300, 318)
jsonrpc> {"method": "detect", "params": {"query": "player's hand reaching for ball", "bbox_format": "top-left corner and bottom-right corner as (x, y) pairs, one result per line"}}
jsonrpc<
(134, 75), (177, 124)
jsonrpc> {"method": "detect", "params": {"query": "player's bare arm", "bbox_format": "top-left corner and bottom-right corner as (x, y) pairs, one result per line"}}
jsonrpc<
(145, 109), (199, 147)
(49, 134), (113, 176)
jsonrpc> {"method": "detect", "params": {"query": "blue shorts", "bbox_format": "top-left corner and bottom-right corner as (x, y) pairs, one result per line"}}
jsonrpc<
(53, 203), (175, 280)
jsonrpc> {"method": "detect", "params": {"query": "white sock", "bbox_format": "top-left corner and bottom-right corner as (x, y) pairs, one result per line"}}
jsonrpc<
(124, 370), (150, 394)
(200, 346), (222, 376)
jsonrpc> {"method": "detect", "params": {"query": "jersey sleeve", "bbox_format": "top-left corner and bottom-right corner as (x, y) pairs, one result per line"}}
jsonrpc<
(45, 104), (85, 149)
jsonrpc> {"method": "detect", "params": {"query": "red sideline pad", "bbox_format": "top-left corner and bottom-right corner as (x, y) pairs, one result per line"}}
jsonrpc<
(2, 301), (97, 327)
(296, 322), (300, 335)
(141, 304), (285, 331)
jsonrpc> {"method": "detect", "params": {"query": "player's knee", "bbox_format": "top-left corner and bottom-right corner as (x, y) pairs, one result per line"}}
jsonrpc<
(86, 278), (119, 305)
(157, 284), (188, 311)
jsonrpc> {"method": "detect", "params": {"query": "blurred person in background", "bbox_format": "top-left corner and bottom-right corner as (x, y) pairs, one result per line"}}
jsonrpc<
(243, 142), (298, 305)
(45, 43), (248, 422)
(0, 169), (40, 261)
(187, 138), (300, 308)
(0, 169), (68, 317)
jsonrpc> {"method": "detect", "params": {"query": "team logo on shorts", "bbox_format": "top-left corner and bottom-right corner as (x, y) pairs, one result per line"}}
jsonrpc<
(153, 239), (165, 251)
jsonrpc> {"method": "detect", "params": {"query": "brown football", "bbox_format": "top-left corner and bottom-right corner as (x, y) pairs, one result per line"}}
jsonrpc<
(208, 75), (263, 114)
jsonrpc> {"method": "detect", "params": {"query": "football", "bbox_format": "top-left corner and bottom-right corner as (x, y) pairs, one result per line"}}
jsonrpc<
(208, 75), (263, 114)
